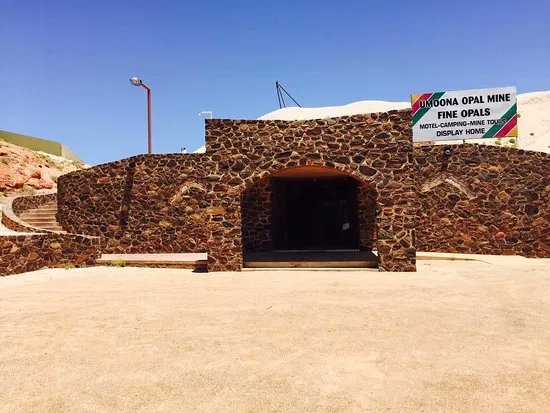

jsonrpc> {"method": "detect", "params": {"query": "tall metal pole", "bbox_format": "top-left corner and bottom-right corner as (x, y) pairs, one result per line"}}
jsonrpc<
(141, 83), (152, 154)
(130, 77), (152, 154)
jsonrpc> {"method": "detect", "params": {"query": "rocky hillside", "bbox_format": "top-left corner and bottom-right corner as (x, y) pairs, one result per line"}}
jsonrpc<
(0, 140), (86, 197)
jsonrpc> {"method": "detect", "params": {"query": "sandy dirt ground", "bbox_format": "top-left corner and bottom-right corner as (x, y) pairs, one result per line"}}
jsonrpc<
(1, 257), (550, 412)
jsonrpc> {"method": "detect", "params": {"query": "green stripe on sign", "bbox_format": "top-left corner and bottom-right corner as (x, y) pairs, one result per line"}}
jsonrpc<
(482, 103), (517, 138)
(412, 92), (445, 126)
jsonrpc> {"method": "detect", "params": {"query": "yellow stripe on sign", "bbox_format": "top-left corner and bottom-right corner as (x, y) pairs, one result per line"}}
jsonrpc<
(411, 94), (421, 104)
(506, 126), (518, 137)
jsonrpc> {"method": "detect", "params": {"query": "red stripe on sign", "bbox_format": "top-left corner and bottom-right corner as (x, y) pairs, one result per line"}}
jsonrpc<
(495, 115), (517, 138)
(411, 93), (433, 115)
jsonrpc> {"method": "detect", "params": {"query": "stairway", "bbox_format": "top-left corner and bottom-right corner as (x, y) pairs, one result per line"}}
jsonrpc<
(18, 202), (64, 232)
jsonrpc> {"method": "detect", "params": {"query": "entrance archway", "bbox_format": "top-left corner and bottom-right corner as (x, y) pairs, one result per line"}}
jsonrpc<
(241, 165), (378, 268)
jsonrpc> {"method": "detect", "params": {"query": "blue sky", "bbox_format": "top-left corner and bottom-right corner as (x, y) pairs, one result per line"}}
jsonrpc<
(1, 0), (549, 165)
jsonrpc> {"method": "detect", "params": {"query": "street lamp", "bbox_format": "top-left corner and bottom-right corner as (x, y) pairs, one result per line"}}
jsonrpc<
(199, 111), (213, 119)
(130, 77), (152, 154)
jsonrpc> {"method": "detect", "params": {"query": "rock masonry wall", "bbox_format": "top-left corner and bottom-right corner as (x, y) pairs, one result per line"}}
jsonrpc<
(1, 193), (102, 275)
(357, 184), (377, 250)
(242, 177), (273, 252)
(9, 109), (548, 276)
(415, 144), (549, 257)
(58, 110), (417, 272)
(0, 234), (100, 276)
(58, 154), (211, 254)
(56, 110), (550, 272)
(197, 111), (415, 272)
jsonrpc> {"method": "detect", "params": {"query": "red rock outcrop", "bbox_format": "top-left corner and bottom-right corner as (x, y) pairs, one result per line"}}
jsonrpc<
(0, 141), (82, 194)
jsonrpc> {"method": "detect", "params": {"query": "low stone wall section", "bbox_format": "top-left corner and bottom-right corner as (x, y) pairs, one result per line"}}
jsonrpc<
(415, 144), (549, 257)
(0, 233), (101, 276)
(57, 154), (212, 255)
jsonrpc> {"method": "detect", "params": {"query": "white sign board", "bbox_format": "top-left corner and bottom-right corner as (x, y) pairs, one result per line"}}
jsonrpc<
(411, 86), (517, 142)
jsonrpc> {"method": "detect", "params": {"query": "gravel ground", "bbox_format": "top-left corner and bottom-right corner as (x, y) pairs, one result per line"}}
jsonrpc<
(1, 257), (549, 412)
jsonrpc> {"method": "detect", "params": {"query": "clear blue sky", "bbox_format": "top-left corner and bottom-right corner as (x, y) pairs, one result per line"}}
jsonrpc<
(1, 0), (549, 165)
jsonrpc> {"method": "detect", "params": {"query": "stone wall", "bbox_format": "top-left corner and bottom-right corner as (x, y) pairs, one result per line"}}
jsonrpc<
(58, 110), (417, 272)
(357, 184), (377, 250)
(242, 177), (272, 252)
(55, 111), (550, 271)
(58, 154), (211, 254)
(205, 111), (416, 271)
(415, 144), (549, 257)
(1, 194), (104, 276)
(12, 193), (56, 215)
(0, 233), (100, 276)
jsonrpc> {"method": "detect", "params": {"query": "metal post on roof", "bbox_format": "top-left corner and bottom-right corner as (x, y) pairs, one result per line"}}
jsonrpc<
(275, 81), (302, 109)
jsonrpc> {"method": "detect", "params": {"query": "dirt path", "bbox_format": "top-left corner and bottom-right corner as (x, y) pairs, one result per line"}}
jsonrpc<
(1, 258), (549, 412)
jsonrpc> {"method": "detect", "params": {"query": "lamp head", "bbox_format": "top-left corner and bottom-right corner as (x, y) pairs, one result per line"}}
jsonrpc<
(130, 77), (143, 86)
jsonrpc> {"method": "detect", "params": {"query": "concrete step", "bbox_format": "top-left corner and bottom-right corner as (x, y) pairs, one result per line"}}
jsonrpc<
(35, 206), (57, 210)
(20, 212), (57, 219)
(20, 218), (59, 224)
(38, 227), (64, 232)
(34, 209), (57, 213)
(243, 250), (379, 269)
(20, 218), (58, 223)
(22, 207), (56, 213)
(18, 202), (62, 231)
(97, 253), (208, 271)
(24, 226), (63, 231)
(20, 212), (57, 217)
(242, 267), (379, 272)
(37, 202), (56, 208)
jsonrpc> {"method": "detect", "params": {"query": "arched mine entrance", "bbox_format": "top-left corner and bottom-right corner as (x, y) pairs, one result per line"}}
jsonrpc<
(241, 166), (378, 268)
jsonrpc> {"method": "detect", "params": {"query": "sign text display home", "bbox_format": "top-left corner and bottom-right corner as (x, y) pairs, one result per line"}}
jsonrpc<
(411, 87), (517, 142)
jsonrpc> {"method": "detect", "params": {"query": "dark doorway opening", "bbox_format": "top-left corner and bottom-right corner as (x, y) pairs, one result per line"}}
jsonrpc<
(271, 175), (359, 250)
